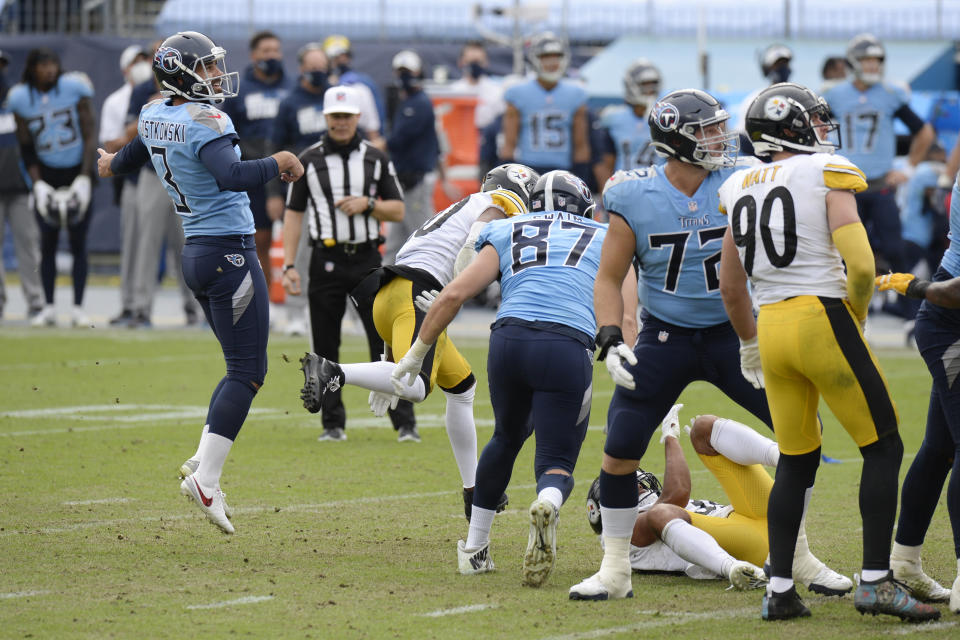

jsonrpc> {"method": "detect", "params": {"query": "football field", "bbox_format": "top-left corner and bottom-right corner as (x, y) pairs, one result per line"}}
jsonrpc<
(0, 327), (955, 639)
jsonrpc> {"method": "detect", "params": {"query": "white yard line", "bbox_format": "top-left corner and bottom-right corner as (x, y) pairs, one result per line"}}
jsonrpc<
(420, 604), (497, 617)
(62, 498), (135, 506)
(889, 621), (957, 634)
(539, 607), (756, 640)
(185, 595), (274, 610)
(0, 354), (213, 371)
(0, 590), (50, 599)
(0, 484), (538, 537)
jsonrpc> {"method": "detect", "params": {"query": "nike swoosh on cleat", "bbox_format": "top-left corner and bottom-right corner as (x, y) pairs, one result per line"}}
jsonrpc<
(193, 477), (213, 507)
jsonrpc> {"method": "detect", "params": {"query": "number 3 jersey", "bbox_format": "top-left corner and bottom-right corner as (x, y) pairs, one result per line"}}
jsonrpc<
(395, 189), (527, 287)
(477, 211), (607, 339)
(604, 163), (754, 328)
(137, 99), (253, 236)
(718, 153), (868, 306)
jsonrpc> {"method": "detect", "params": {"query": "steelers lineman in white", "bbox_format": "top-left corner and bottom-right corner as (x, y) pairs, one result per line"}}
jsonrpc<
(298, 164), (538, 517)
(718, 82), (937, 622)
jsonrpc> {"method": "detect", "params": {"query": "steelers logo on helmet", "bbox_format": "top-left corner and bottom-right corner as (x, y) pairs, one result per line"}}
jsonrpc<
(155, 46), (182, 73)
(652, 102), (680, 132)
(507, 164), (530, 185)
(764, 96), (790, 121)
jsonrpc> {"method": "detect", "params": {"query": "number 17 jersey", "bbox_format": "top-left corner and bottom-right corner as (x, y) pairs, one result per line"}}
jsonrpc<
(717, 153), (868, 306)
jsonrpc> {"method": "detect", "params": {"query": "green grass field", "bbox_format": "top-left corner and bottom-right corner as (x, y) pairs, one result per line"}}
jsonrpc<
(0, 328), (955, 639)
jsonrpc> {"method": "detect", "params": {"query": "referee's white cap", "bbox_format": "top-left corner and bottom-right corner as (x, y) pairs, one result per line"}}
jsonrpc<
(323, 85), (362, 115)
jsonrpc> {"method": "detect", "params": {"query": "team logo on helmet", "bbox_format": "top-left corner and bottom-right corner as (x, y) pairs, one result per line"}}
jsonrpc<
(652, 102), (680, 132)
(155, 47), (182, 73)
(570, 175), (593, 202)
(507, 165), (530, 184)
(763, 96), (790, 121)
(224, 253), (245, 267)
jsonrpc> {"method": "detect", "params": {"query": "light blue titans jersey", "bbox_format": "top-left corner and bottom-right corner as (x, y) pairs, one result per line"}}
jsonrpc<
(505, 79), (587, 169)
(604, 165), (737, 328)
(898, 162), (941, 248)
(138, 99), (253, 237)
(823, 80), (909, 180)
(599, 104), (663, 171)
(6, 73), (93, 168)
(941, 179), (960, 278)
(477, 211), (607, 338)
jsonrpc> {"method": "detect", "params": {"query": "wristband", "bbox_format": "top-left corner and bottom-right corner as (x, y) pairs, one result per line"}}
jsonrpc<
(282, 264), (296, 274)
(905, 278), (931, 300)
(364, 196), (376, 215)
(595, 325), (624, 361)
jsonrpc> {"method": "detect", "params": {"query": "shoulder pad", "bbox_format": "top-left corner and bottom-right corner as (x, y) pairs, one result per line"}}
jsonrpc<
(603, 168), (653, 197)
(488, 188), (527, 216)
(821, 153), (868, 193)
(62, 71), (94, 93)
(185, 103), (231, 135)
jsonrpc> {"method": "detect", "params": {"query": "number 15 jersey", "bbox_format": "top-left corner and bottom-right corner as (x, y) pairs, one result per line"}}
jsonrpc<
(717, 153), (868, 306)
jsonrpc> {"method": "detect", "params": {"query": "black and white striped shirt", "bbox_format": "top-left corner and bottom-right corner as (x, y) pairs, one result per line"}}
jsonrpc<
(286, 134), (403, 245)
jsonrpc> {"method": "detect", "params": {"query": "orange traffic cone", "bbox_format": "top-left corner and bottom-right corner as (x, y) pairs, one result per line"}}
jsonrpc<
(269, 219), (285, 304)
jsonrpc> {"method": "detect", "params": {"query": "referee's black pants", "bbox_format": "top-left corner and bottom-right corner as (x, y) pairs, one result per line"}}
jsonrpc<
(307, 243), (415, 432)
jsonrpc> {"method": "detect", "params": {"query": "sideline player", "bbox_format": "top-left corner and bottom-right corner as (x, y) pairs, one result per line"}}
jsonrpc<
(98, 31), (304, 534)
(569, 88), (848, 601)
(391, 170), (605, 587)
(298, 164), (538, 517)
(717, 82), (938, 621)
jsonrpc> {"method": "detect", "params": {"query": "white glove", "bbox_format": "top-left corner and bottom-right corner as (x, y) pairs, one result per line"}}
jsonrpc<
(605, 343), (638, 390)
(391, 338), (431, 395)
(414, 289), (440, 313)
(32, 180), (56, 222)
(660, 403), (683, 443)
(453, 244), (477, 277)
(368, 390), (399, 417)
(739, 336), (765, 390)
(69, 174), (92, 213)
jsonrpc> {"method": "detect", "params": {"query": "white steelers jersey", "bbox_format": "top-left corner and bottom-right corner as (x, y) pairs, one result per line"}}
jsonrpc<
(395, 188), (527, 286)
(627, 498), (732, 578)
(718, 153), (868, 307)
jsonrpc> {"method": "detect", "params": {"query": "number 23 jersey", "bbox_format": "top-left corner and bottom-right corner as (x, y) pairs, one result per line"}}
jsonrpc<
(717, 153), (868, 306)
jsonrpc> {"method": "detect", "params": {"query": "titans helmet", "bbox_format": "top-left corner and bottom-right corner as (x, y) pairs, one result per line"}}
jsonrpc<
(481, 163), (539, 209)
(586, 469), (663, 535)
(153, 31), (239, 104)
(529, 170), (595, 218)
(759, 43), (793, 84)
(648, 88), (739, 170)
(846, 33), (885, 87)
(745, 82), (839, 156)
(527, 32), (569, 83)
(623, 58), (662, 110)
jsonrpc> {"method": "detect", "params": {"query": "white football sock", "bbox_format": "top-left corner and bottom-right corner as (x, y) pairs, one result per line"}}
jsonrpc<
(195, 432), (233, 488)
(891, 542), (922, 562)
(661, 518), (735, 578)
(341, 361), (426, 401)
(862, 569), (889, 582)
(769, 576), (794, 594)
(538, 487), (563, 511)
(466, 505), (496, 549)
(710, 418), (780, 467)
(443, 383), (478, 487)
(191, 424), (209, 460)
(600, 505), (639, 539)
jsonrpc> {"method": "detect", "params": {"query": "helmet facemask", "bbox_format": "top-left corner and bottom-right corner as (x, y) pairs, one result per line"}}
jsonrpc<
(684, 113), (740, 170)
(752, 95), (840, 156)
(160, 45), (239, 104)
(624, 63), (661, 111)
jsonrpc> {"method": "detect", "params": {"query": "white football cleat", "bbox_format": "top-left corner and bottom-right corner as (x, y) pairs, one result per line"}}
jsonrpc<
(30, 305), (55, 327)
(180, 474), (234, 534)
(891, 555), (951, 603)
(522, 499), (558, 587)
(727, 560), (768, 590)
(70, 305), (91, 328)
(178, 458), (232, 519)
(457, 540), (494, 575)
(568, 571), (633, 601)
(793, 551), (853, 596)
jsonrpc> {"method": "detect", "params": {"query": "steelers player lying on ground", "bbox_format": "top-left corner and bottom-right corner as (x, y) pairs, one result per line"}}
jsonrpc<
(585, 404), (852, 595)
(299, 163), (539, 518)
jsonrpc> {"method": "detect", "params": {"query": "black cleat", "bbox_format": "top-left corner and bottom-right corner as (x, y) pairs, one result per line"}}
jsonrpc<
(762, 586), (812, 621)
(299, 353), (344, 414)
(463, 487), (509, 522)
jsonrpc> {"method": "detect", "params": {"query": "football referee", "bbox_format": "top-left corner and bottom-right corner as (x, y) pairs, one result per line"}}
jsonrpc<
(282, 85), (415, 441)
